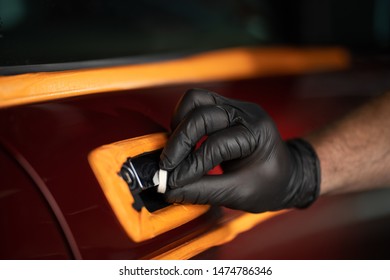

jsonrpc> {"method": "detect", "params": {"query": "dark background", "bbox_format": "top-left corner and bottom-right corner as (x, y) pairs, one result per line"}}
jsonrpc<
(0, 0), (389, 66)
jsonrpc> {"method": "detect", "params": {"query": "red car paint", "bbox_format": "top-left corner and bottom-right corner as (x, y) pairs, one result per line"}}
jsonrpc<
(1, 68), (390, 259)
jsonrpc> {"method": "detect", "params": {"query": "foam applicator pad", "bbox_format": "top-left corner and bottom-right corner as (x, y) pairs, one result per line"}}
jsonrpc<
(157, 170), (168, 193)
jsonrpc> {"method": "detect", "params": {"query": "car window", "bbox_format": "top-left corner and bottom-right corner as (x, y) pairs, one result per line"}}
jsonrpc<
(0, 0), (388, 68)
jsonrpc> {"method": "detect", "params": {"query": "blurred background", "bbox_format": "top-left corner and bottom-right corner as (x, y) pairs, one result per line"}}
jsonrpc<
(0, 0), (389, 67)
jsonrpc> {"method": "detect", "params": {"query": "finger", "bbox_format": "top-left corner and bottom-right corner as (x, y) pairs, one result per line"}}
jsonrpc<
(165, 174), (250, 211)
(168, 125), (256, 187)
(160, 105), (232, 170)
(171, 88), (219, 130)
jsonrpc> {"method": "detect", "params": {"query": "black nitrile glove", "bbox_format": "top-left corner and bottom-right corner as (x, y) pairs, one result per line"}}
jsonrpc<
(160, 89), (321, 213)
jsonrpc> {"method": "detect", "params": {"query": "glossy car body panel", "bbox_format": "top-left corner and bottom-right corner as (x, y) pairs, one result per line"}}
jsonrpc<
(195, 188), (390, 259)
(1, 47), (390, 259)
(0, 92), (222, 259)
(0, 146), (71, 259)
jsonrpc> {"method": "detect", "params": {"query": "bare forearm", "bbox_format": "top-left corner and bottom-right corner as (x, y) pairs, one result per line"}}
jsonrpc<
(306, 92), (390, 195)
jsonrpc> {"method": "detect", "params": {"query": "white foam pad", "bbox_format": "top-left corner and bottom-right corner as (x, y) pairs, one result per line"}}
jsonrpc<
(157, 169), (168, 193)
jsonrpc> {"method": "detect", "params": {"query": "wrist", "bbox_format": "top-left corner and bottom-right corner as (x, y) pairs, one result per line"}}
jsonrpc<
(286, 139), (321, 208)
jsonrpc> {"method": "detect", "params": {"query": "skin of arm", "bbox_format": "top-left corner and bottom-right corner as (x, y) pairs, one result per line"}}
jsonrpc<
(305, 92), (390, 195)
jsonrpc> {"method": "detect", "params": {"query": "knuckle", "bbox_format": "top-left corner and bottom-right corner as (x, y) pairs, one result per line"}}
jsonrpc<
(184, 88), (219, 105)
(184, 88), (208, 102)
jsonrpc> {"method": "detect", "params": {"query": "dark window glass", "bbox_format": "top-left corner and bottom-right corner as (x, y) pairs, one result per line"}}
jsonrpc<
(0, 0), (389, 67)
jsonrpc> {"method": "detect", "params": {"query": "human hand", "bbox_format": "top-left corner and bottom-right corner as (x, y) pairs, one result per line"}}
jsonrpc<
(160, 89), (320, 213)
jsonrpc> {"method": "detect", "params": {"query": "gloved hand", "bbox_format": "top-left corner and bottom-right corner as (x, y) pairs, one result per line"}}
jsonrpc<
(160, 88), (321, 213)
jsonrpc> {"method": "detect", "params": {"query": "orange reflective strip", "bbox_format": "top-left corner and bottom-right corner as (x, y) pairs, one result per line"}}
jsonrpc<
(152, 210), (287, 260)
(0, 47), (350, 108)
(88, 133), (209, 242)
(88, 132), (287, 253)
